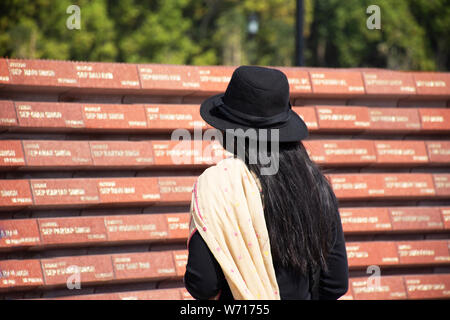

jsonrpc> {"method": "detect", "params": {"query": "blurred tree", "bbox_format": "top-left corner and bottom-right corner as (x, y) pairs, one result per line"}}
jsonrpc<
(109, 0), (201, 64)
(306, 0), (436, 70)
(409, 0), (450, 70)
(69, 0), (117, 61)
(0, 0), (117, 61)
(0, 0), (448, 70)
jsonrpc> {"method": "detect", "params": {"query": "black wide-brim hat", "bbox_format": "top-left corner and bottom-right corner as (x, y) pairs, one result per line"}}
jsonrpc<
(200, 65), (308, 142)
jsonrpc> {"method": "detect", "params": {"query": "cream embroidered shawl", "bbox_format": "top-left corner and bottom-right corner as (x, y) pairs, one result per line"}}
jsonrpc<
(188, 157), (280, 300)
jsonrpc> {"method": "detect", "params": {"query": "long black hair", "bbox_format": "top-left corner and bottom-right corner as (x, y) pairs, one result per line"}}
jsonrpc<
(221, 131), (339, 276)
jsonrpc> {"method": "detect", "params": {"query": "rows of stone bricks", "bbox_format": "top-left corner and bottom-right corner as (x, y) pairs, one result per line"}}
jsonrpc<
(341, 274), (450, 300)
(1, 59), (449, 97)
(0, 58), (449, 300)
(0, 240), (449, 292)
(43, 273), (450, 300)
(0, 250), (187, 291)
(1, 139), (450, 169)
(0, 173), (449, 210)
(41, 274), (450, 300)
(0, 207), (449, 252)
(1, 100), (450, 133)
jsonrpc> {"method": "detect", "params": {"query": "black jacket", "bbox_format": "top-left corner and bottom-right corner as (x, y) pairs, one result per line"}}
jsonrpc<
(184, 210), (349, 300)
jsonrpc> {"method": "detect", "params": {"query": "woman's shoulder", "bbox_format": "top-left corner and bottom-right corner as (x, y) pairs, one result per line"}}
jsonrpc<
(216, 156), (246, 170)
(200, 156), (245, 178)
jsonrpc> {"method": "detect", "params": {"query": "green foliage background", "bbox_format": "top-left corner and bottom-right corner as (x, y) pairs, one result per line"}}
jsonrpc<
(0, 0), (448, 70)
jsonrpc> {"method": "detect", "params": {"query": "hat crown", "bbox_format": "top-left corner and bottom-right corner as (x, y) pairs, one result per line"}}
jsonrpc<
(199, 65), (308, 142)
(223, 66), (290, 118)
(234, 65), (289, 91)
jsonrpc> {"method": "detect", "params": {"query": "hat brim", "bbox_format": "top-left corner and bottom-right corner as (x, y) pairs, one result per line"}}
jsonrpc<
(200, 93), (308, 142)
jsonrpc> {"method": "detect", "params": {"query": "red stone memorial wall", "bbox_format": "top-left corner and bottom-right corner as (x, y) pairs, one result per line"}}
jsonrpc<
(0, 59), (449, 300)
